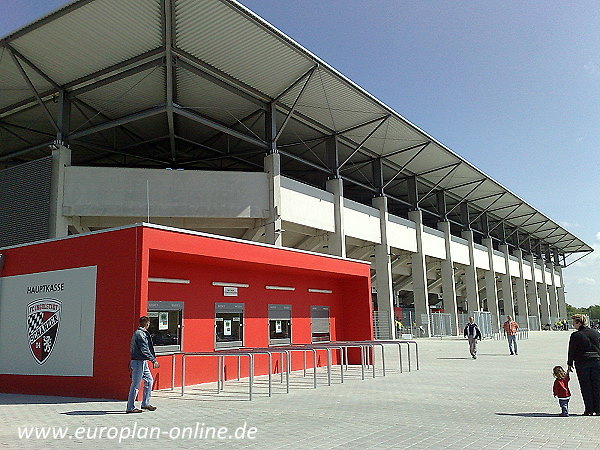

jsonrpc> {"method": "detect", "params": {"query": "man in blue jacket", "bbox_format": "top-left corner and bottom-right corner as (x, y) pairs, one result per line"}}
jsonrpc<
(126, 316), (160, 413)
(464, 316), (482, 359)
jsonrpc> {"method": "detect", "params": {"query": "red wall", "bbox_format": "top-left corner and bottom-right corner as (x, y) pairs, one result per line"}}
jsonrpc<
(0, 226), (372, 400)
(0, 227), (142, 399)
(142, 227), (372, 390)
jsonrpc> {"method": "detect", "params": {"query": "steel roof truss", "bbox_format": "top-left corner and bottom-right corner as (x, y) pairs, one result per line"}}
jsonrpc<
(0, 141), (54, 162)
(487, 201), (523, 213)
(382, 141), (430, 190)
(172, 106), (266, 149)
(338, 116), (390, 171)
(69, 59), (164, 97)
(69, 105), (166, 140)
(279, 149), (329, 174)
(7, 46), (58, 133)
(444, 178), (487, 192)
(277, 136), (329, 148)
(172, 47), (270, 104)
(163, 0), (177, 162)
(275, 66), (317, 142)
(175, 135), (263, 170)
(69, 140), (172, 165)
(0, 123), (34, 146)
(444, 178), (487, 216)
(0, 121), (54, 138)
(417, 163), (462, 206)
(176, 58), (266, 110)
(468, 192), (507, 225)
(0, 48), (166, 118)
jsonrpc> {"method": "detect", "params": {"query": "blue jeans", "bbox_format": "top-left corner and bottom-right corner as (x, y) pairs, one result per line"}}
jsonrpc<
(558, 398), (569, 416)
(507, 335), (517, 354)
(127, 360), (153, 411)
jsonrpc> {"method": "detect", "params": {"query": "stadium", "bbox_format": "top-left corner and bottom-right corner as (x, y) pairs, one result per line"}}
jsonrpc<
(0, 0), (593, 341)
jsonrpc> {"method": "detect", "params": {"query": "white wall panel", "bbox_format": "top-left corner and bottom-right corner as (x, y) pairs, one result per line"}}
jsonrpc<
(280, 178), (335, 231)
(522, 262), (532, 280)
(473, 248), (490, 270)
(508, 256), (520, 277)
(450, 239), (470, 265)
(343, 199), (381, 243)
(387, 216), (417, 253)
(64, 167), (269, 218)
(554, 272), (562, 287)
(493, 251), (506, 274)
(0, 266), (97, 376)
(534, 267), (543, 281)
(422, 227), (446, 259)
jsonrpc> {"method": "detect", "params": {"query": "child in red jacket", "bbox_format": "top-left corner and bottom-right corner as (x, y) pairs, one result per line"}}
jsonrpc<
(553, 366), (571, 417)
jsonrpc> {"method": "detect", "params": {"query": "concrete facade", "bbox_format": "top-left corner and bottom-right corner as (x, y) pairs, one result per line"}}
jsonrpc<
(26, 149), (574, 337)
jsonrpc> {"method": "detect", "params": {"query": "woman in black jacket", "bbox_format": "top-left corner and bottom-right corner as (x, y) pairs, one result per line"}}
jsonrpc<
(567, 314), (600, 415)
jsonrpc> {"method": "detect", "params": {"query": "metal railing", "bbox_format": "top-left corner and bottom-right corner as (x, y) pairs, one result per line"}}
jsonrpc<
(494, 328), (529, 340)
(165, 339), (419, 401)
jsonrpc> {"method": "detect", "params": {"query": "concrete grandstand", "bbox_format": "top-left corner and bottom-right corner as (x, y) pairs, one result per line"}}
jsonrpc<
(0, 0), (593, 338)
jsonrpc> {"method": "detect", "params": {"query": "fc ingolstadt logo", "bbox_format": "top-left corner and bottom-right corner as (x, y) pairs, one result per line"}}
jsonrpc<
(27, 299), (62, 365)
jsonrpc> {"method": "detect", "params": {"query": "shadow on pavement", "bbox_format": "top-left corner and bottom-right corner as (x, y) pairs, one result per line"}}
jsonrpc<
(0, 394), (115, 405)
(496, 412), (567, 418)
(437, 357), (472, 360)
(61, 411), (126, 415)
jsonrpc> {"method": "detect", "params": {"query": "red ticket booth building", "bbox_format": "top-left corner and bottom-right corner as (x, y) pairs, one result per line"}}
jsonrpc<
(0, 224), (373, 399)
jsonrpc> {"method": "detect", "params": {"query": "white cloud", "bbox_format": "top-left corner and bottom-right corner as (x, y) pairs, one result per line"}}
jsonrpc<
(576, 277), (596, 286)
(596, 231), (600, 242)
(558, 221), (580, 228)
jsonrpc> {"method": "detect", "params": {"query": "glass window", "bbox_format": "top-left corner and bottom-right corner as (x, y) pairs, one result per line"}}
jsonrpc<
(215, 303), (244, 349)
(311, 305), (330, 343)
(148, 310), (182, 353)
(268, 304), (292, 345)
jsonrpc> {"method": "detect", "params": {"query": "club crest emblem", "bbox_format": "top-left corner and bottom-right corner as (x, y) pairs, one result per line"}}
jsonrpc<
(27, 299), (61, 364)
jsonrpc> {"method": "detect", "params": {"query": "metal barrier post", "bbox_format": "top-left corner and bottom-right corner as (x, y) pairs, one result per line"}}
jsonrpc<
(181, 354), (186, 396)
(171, 353), (176, 391)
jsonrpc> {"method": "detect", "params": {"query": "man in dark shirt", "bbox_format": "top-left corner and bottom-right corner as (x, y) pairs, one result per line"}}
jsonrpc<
(126, 316), (160, 413)
(464, 316), (482, 360)
(567, 314), (600, 416)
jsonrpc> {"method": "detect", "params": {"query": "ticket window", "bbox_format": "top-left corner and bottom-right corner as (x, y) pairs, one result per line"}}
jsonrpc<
(268, 304), (292, 346)
(215, 303), (244, 349)
(147, 301), (183, 353)
(311, 305), (330, 343)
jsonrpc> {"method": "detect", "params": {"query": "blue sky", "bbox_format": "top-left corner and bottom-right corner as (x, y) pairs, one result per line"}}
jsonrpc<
(2, 0), (599, 307)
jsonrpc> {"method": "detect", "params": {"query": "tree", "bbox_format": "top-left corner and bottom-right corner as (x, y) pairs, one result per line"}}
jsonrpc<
(566, 303), (600, 320)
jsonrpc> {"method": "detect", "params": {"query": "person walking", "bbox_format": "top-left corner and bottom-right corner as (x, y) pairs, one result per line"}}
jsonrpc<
(552, 365), (571, 417)
(567, 314), (600, 416)
(503, 315), (519, 355)
(464, 316), (482, 359)
(126, 316), (160, 413)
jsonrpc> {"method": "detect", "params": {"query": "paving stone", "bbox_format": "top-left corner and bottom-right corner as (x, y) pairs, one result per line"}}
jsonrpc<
(2, 331), (600, 448)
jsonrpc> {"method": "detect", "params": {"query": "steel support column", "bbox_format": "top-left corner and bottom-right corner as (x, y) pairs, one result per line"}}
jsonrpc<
(538, 258), (551, 327)
(499, 244), (515, 319)
(49, 145), (71, 238)
(438, 221), (458, 335)
(525, 254), (541, 330)
(408, 209), (430, 336)
(547, 262), (559, 324)
(512, 249), (529, 328)
(373, 196), (395, 339)
(462, 229), (480, 314)
(482, 238), (501, 333)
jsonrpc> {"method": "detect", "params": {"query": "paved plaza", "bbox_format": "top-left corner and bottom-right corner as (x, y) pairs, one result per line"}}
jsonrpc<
(1, 331), (599, 449)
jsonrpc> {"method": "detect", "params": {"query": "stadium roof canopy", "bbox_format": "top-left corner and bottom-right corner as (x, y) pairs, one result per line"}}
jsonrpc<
(0, 0), (592, 261)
